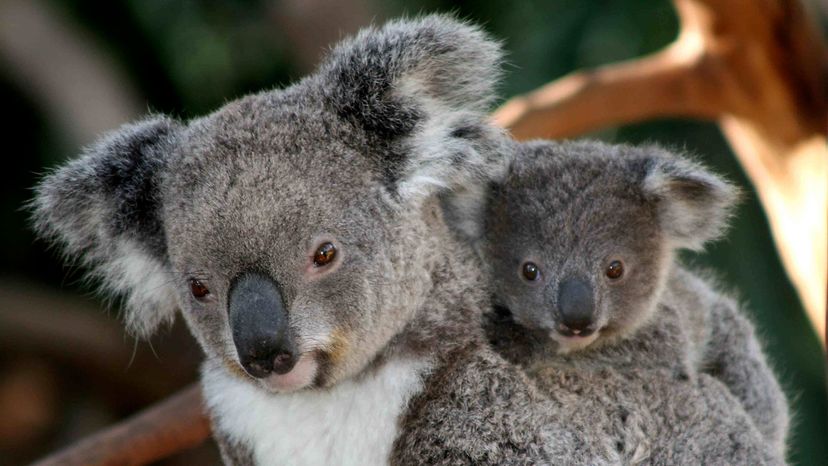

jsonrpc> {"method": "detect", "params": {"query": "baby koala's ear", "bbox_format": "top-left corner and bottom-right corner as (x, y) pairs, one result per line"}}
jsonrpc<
(321, 14), (510, 202)
(640, 149), (740, 251)
(31, 116), (183, 338)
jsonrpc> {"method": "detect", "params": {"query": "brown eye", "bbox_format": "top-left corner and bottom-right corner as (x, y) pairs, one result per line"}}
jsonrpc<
(190, 278), (211, 299)
(522, 262), (540, 281)
(606, 260), (624, 280)
(313, 242), (337, 267)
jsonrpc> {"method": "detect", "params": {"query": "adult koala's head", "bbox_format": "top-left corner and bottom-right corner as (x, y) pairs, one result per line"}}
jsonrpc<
(32, 16), (508, 392)
(481, 141), (737, 353)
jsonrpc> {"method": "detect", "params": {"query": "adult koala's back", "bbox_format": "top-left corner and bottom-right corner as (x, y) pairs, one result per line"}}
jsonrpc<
(32, 16), (558, 465)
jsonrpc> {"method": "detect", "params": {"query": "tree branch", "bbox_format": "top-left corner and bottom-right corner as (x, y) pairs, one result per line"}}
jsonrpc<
(31, 384), (210, 466)
(492, 42), (722, 139)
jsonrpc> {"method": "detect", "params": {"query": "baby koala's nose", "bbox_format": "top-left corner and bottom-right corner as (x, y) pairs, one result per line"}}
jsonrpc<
(557, 277), (596, 334)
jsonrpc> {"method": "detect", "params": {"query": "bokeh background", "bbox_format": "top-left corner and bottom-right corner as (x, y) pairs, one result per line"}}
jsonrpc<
(0, 0), (825, 464)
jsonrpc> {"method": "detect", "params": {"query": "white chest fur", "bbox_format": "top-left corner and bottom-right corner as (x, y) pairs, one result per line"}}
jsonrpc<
(203, 358), (430, 466)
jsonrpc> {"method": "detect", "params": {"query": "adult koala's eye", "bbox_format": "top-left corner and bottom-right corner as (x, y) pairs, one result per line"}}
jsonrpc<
(606, 260), (624, 280)
(189, 278), (211, 299)
(522, 262), (540, 281)
(313, 242), (337, 267)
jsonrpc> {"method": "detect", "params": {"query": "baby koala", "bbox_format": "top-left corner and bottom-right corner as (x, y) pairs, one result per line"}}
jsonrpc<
(455, 139), (790, 464)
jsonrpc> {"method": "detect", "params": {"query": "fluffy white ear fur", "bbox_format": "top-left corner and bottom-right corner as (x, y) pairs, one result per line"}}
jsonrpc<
(103, 240), (179, 337)
(397, 109), (513, 203)
(643, 156), (739, 251)
(388, 16), (508, 202)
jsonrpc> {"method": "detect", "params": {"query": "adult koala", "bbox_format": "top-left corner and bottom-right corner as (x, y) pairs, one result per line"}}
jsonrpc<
(32, 16), (558, 465)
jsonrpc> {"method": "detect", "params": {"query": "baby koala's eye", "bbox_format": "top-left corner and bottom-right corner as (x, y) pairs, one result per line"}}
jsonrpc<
(189, 278), (211, 299)
(522, 262), (540, 281)
(313, 242), (337, 267)
(606, 260), (624, 280)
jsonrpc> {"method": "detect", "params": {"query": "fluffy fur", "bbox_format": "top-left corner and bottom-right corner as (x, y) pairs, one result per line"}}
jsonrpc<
(31, 116), (182, 337)
(32, 15), (561, 465)
(466, 140), (789, 464)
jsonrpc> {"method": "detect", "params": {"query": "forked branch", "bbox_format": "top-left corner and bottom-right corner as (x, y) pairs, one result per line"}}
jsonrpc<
(32, 384), (210, 466)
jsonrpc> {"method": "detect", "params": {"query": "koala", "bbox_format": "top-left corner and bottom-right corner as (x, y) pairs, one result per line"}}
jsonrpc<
(453, 140), (789, 464)
(31, 16), (578, 465)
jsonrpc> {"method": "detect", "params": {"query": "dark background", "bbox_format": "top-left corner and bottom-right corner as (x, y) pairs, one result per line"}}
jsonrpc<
(0, 0), (825, 464)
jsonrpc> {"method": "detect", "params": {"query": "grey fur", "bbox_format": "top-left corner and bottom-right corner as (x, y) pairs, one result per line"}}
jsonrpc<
(473, 140), (789, 464)
(32, 15), (563, 465)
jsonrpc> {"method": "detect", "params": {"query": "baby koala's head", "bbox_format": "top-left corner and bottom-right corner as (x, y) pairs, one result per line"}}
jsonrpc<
(480, 140), (737, 353)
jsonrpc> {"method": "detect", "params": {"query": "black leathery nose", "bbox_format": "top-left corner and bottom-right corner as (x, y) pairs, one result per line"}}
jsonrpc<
(228, 272), (298, 378)
(557, 277), (596, 332)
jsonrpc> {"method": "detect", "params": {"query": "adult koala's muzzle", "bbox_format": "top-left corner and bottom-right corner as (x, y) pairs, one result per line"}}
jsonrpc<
(228, 272), (298, 378)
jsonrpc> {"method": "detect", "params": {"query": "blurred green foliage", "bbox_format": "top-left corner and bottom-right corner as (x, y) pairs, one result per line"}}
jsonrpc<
(1, 0), (824, 464)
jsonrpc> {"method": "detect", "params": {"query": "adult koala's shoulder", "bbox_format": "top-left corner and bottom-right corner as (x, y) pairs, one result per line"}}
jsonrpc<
(32, 15), (561, 465)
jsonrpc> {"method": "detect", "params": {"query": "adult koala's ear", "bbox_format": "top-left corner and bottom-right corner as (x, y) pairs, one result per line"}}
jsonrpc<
(640, 148), (740, 251)
(31, 116), (182, 338)
(440, 138), (520, 243)
(321, 14), (510, 201)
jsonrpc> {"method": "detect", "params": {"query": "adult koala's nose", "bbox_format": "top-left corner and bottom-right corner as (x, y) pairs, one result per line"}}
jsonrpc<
(228, 272), (298, 378)
(556, 277), (596, 336)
